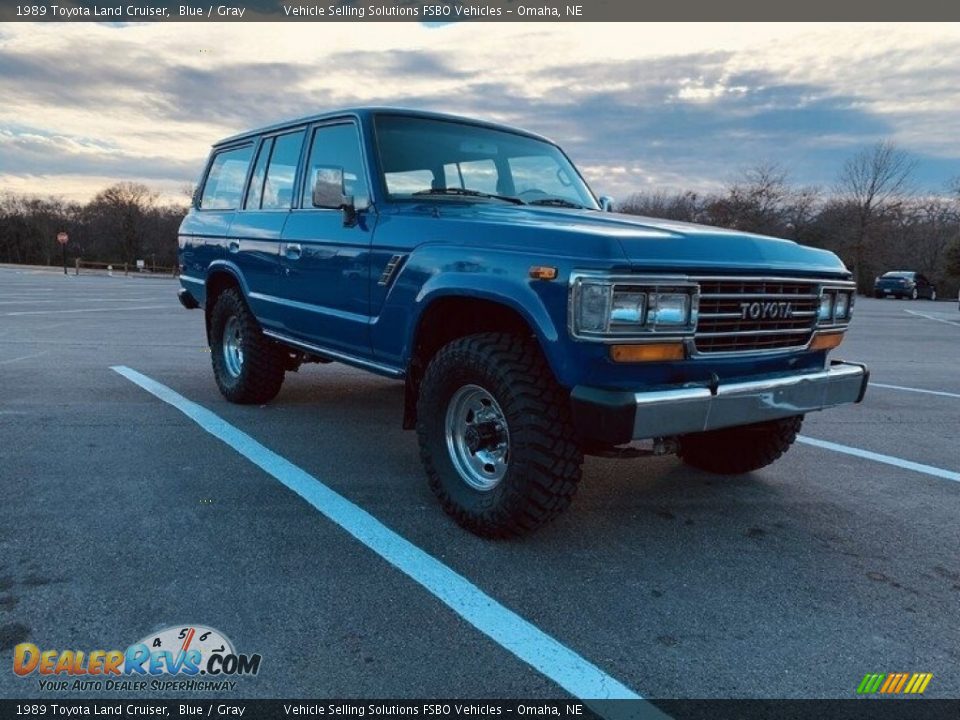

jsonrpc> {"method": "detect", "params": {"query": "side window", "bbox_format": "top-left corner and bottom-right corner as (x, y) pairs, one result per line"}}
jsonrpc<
(261, 131), (305, 210)
(244, 138), (273, 209)
(302, 123), (369, 208)
(199, 145), (253, 210)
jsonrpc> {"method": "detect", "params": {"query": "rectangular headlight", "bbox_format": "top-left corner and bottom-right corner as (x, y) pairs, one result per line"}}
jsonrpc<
(572, 276), (696, 337)
(647, 292), (691, 327)
(834, 292), (850, 320)
(818, 293), (834, 321)
(610, 290), (646, 325)
(578, 283), (611, 332)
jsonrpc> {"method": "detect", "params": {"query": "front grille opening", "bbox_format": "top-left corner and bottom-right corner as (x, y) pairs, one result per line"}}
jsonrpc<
(695, 279), (819, 354)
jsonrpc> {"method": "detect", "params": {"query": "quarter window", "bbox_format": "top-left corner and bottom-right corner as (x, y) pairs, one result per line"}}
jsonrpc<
(199, 145), (253, 210)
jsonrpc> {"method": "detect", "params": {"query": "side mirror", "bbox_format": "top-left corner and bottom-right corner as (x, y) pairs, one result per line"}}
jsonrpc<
(312, 166), (359, 226)
(598, 195), (615, 212)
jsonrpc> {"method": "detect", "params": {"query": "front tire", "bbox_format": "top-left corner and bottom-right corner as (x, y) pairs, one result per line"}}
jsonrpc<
(910, 288), (919, 300)
(930, 289), (937, 301)
(678, 416), (803, 475)
(416, 332), (583, 538)
(209, 288), (285, 404)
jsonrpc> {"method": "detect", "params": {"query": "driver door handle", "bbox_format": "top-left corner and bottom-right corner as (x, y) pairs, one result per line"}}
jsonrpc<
(285, 243), (302, 260)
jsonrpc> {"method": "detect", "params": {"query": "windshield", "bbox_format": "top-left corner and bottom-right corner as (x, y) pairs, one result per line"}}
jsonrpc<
(374, 114), (599, 209)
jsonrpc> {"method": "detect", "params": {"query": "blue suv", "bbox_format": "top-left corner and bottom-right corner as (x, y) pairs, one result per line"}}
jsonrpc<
(178, 108), (869, 537)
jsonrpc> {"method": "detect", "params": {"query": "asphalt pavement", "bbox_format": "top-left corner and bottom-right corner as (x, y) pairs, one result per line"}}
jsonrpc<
(0, 266), (957, 702)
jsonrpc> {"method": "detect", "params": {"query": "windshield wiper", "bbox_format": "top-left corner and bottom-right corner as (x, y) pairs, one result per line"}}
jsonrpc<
(528, 198), (588, 209)
(411, 188), (526, 205)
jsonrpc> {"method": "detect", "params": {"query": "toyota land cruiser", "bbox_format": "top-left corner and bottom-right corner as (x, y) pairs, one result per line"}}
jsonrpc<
(177, 108), (869, 537)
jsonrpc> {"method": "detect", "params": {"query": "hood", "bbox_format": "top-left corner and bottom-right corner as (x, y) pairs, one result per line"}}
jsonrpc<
(412, 203), (850, 278)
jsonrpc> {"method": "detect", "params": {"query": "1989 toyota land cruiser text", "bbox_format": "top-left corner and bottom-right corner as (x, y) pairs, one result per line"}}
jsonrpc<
(177, 108), (869, 537)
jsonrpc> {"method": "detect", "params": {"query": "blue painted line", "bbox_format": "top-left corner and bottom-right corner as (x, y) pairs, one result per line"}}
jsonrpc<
(111, 366), (662, 712)
(797, 436), (960, 483)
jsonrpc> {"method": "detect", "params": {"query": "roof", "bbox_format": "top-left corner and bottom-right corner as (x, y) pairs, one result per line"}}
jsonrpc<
(213, 107), (554, 148)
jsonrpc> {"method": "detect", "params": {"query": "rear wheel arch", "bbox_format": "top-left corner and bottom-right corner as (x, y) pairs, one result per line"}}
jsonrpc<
(204, 269), (244, 345)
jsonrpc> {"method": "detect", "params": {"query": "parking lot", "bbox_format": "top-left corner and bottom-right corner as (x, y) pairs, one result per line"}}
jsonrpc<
(0, 265), (958, 702)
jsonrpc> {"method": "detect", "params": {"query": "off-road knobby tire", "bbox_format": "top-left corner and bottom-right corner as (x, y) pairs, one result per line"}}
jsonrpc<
(209, 288), (285, 404)
(416, 332), (583, 538)
(678, 415), (803, 475)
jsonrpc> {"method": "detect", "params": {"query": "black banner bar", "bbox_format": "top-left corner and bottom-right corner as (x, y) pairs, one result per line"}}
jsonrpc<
(0, 700), (958, 720)
(0, 0), (958, 22)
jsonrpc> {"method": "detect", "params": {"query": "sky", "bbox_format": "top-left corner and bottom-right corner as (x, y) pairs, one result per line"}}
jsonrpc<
(1, 22), (959, 204)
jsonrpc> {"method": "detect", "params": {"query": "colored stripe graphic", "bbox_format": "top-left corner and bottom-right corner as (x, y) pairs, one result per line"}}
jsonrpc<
(904, 673), (933, 694)
(858, 672), (933, 694)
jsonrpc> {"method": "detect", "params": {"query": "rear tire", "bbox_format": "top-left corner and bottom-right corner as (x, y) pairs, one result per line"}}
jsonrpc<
(930, 289), (937, 301)
(416, 332), (583, 538)
(209, 288), (285, 404)
(910, 288), (919, 300)
(678, 416), (803, 475)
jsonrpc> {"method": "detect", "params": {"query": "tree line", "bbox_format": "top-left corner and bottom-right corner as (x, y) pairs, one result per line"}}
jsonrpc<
(0, 182), (187, 271)
(1, 142), (958, 294)
(619, 142), (960, 297)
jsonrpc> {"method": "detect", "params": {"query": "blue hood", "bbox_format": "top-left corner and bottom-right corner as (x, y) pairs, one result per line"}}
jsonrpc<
(408, 203), (851, 278)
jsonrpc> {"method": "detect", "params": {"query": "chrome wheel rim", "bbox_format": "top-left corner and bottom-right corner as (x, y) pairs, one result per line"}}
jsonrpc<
(444, 384), (510, 491)
(222, 316), (244, 378)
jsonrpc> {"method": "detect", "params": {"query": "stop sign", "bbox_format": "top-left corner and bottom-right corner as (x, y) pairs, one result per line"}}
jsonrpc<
(57, 232), (69, 245)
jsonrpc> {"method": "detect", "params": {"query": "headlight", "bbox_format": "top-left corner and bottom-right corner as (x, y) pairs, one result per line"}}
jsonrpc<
(578, 283), (612, 332)
(610, 290), (646, 325)
(647, 292), (691, 327)
(834, 293), (850, 320)
(818, 293), (834, 321)
(818, 287), (854, 325)
(571, 277), (696, 337)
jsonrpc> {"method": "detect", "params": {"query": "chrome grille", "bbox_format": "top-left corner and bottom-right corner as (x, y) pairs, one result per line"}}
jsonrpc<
(695, 278), (820, 354)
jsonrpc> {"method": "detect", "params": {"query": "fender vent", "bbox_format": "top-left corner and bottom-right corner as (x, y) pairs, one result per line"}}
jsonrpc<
(378, 254), (406, 286)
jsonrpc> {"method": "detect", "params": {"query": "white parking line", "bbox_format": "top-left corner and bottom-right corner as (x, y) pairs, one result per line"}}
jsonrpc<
(0, 350), (49, 366)
(871, 383), (960, 400)
(111, 366), (658, 710)
(904, 308), (960, 327)
(3, 305), (168, 316)
(0, 298), (158, 305)
(797, 436), (960, 483)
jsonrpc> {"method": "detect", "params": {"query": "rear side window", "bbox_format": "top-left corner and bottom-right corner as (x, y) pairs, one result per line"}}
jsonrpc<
(244, 138), (273, 209)
(200, 145), (253, 210)
(261, 131), (305, 209)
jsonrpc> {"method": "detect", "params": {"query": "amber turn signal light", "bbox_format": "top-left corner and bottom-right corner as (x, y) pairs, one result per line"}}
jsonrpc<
(610, 342), (685, 362)
(810, 332), (844, 351)
(528, 266), (558, 280)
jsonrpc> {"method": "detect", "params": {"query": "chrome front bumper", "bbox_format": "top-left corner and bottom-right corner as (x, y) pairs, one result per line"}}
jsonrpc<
(570, 361), (869, 444)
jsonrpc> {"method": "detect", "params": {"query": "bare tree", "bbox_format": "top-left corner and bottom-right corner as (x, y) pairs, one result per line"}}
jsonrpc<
(836, 141), (917, 291)
(85, 182), (159, 264)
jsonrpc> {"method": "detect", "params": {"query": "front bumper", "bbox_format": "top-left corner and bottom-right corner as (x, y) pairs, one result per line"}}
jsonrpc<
(571, 360), (869, 445)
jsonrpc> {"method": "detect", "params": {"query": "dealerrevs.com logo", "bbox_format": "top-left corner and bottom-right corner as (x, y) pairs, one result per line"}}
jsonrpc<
(13, 625), (261, 692)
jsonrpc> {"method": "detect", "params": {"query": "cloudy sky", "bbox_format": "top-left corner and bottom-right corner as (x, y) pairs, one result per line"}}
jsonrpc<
(1, 22), (959, 203)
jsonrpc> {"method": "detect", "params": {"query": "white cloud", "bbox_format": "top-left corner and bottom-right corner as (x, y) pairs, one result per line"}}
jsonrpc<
(0, 22), (958, 201)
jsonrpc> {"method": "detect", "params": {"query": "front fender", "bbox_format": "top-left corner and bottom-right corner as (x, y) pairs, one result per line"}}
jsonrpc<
(370, 245), (572, 383)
